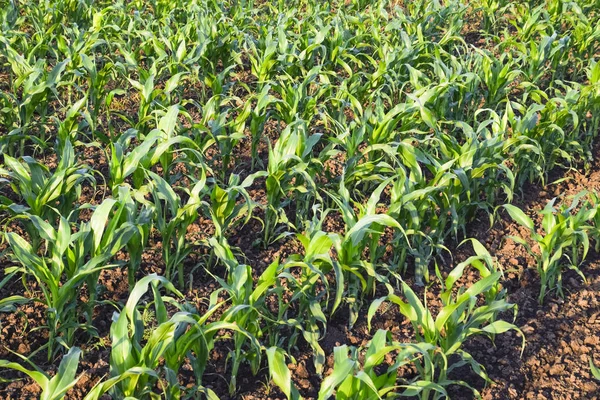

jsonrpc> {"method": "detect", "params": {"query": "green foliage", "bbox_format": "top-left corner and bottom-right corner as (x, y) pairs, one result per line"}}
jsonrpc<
(0, 0), (599, 397)
(504, 193), (596, 302)
(4, 192), (137, 357)
(368, 240), (523, 398)
(0, 347), (82, 400)
(143, 169), (206, 288)
(318, 330), (451, 400)
(0, 140), (94, 246)
(591, 358), (600, 381)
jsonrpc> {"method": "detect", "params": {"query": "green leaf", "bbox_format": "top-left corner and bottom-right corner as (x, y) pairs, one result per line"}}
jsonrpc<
(346, 214), (403, 247)
(45, 347), (82, 400)
(266, 347), (299, 400)
(90, 198), (117, 252)
(503, 204), (534, 231)
(0, 295), (29, 312)
(158, 105), (179, 137)
(591, 358), (600, 380)
(0, 360), (49, 394)
(318, 346), (356, 400)
(83, 368), (158, 400)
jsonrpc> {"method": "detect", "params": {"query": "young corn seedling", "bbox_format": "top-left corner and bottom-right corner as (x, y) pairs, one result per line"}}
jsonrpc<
(245, 28), (279, 87)
(503, 100), (583, 188)
(265, 347), (300, 400)
(121, 60), (184, 133)
(588, 192), (600, 252)
(79, 53), (119, 143)
(382, 150), (445, 285)
(518, 33), (568, 85)
(503, 192), (595, 303)
(108, 128), (160, 191)
(108, 273), (254, 399)
(327, 177), (409, 326)
(51, 95), (89, 154)
(0, 38), (70, 151)
(248, 84), (280, 170)
(430, 121), (515, 238)
(265, 119), (321, 245)
(144, 169), (206, 289)
(506, 4), (548, 42)
(107, 274), (179, 398)
(386, 131), (508, 286)
(369, 240), (523, 398)
(0, 140), (95, 247)
(194, 95), (250, 180)
(271, 66), (329, 125)
(4, 194), (137, 358)
(0, 347), (82, 400)
(134, 104), (202, 186)
(117, 186), (154, 288)
(582, 59), (600, 142)
(278, 224), (341, 375)
(208, 246), (273, 395)
(318, 330), (449, 400)
(207, 173), (258, 253)
(477, 0), (511, 33)
(479, 51), (521, 106)
(109, 104), (200, 192)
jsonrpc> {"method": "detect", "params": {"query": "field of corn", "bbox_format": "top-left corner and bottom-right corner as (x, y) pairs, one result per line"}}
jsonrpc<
(1, 0), (600, 398)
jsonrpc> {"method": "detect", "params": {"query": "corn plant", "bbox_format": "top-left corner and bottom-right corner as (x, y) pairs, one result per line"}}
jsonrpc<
(588, 192), (600, 252)
(369, 240), (523, 397)
(506, 4), (548, 42)
(271, 66), (330, 125)
(79, 53), (119, 143)
(108, 273), (255, 398)
(139, 105), (204, 185)
(4, 194), (137, 357)
(120, 61), (182, 132)
(117, 186), (154, 288)
(318, 330), (450, 400)
(144, 169), (206, 289)
(196, 95), (250, 180)
(209, 244), (274, 395)
(266, 347), (300, 400)
(479, 52), (521, 105)
(580, 59), (600, 148)
(277, 224), (340, 375)
(248, 84), (280, 170)
(503, 193), (595, 303)
(477, 0), (511, 33)
(325, 175), (411, 325)
(0, 38), (70, 151)
(109, 105), (199, 191)
(383, 156), (444, 285)
(504, 98), (584, 188)
(245, 29), (279, 87)
(208, 173), (258, 247)
(108, 129), (160, 191)
(0, 140), (95, 248)
(0, 347), (81, 400)
(265, 119), (321, 245)
(1, 0), (600, 398)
